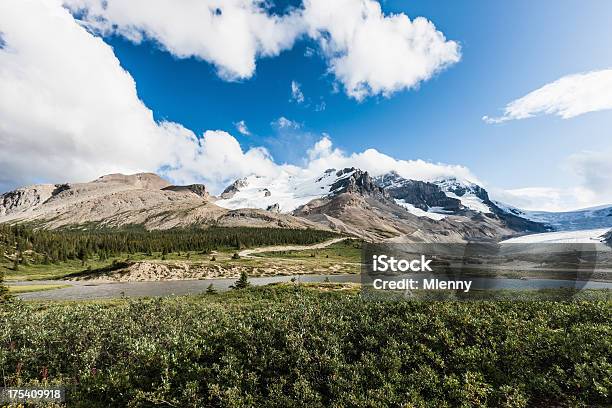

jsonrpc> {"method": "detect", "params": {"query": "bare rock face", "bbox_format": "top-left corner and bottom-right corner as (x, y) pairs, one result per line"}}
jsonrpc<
(162, 184), (209, 198)
(0, 184), (56, 217)
(220, 178), (249, 199)
(329, 168), (387, 198)
(376, 171), (461, 212)
(266, 203), (280, 213)
(437, 177), (490, 202)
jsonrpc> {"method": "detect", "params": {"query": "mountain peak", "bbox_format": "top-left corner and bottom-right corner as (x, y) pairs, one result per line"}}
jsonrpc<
(329, 168), (386, 197)
(375, 173), (462, 213)
(94, 173), (171, 190)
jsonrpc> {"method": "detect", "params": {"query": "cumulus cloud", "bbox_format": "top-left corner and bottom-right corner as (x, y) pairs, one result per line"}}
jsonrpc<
(290, 80), (305, 103)
(483, 69), (612, 123)
(303, 136), (479, 183)
(64, 0), (460, 99)
(234, 120), (251, 135)
(63, 0), (304, 81)
(0, 0), (277, 192)
(301, 0), (461, 100)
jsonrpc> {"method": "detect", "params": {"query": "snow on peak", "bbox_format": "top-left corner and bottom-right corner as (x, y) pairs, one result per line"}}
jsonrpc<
(394, 199), (449, 220)
(215, 168), (356, 213)
(433, 177), (492, 213)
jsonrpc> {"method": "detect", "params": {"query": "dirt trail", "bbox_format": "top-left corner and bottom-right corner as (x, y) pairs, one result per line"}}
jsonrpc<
(238, 237), (349, 258)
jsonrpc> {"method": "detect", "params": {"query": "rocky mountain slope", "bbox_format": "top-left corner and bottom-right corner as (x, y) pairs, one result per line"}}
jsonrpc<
(0, 173), (322, 230)
(291, 168), (541, 241)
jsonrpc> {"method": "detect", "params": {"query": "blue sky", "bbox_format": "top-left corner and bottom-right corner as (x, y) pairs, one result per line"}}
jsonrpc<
(103, 0), (612, 194)
(1, 0), (612, 210)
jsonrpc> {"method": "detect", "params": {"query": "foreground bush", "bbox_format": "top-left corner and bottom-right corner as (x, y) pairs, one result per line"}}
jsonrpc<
(1, 287), (610, 407)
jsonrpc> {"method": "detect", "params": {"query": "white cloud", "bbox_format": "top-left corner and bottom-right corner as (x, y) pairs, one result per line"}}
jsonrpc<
(491, 149), (612, 211)
(64, 0), (460, 99)
(304, 46), (315, 57)
(484, 69), (612, 123)
(272, 116), (302, 129)
(290, 80), (305, 103)
(234, 120), (251, 135)
(164, 130), (280, 191)
(0, 0), (276, 193)
(568, 150), (612, 204)
(304, 136), (479, 183)
(300, 0), (461, 100)
(492, 187), (597, 212)
(63, 0), (304, 81)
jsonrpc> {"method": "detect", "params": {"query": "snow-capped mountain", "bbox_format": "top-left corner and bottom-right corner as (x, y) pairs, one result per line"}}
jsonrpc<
(374, 171), (547, 233)
(3, 167), (606, 243)
(433, 177), (492, 213)
(215, 168), (377, 213)
(213, 168), (549, 240)
(0, 173), (320, 230)
(374, 171), (459, 220)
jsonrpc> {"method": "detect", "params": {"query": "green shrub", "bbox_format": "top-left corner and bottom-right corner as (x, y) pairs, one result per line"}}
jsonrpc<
(0, 288), (610, 407)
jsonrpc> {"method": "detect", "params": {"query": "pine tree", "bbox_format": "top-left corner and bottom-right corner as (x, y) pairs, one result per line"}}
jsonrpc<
(13, 252), (19, 271)
(0, 269), (10, 302)
(77, 247), (88, 266)
(230, 271), (250, 290)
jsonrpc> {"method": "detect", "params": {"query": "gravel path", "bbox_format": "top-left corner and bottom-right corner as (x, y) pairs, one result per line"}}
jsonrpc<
(238, 237), (349, 258)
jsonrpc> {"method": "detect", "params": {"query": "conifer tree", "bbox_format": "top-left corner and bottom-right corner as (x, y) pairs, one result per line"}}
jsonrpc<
(0, 269), (9, 302)
(230, 271), (250, 290)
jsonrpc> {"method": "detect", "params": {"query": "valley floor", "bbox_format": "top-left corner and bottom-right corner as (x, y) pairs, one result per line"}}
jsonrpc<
(3, 239), (362, 283)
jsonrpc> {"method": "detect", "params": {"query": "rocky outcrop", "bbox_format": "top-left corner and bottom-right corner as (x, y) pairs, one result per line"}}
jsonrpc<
(329, 168), (387, 198)
(0, 184), (56, 217)
(162, 184), (209, 198)
(437, 177), (490, 202)
(376, 171), (461, 212)
(441, 179), (548, 233)
(266, 203), (280, 213)
(220, 178), (249, 199)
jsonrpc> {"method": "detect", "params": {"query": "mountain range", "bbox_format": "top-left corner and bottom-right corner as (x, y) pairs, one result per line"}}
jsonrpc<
(1, 169), (611, 243)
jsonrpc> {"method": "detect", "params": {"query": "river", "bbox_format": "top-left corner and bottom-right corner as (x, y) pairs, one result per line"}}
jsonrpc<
(13, 274), (612, 301)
